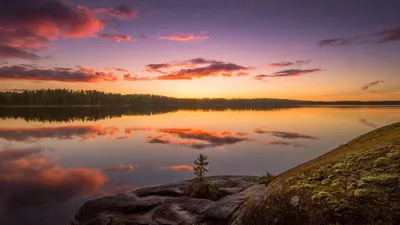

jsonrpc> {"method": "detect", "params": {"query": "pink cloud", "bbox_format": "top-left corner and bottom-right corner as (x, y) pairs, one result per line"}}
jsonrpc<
(161, 165), (193, 172)
(0, 1), (138, 59)
(98, 34), (132, 42)
(158, 32), (209, 41)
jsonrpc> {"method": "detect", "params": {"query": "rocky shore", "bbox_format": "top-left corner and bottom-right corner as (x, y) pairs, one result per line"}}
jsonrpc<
(72, 123), (400, 225)
(71, 176), (265, 225)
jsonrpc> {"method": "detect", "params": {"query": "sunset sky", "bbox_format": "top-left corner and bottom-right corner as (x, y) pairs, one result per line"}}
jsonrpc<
(0, 0), (399, 100)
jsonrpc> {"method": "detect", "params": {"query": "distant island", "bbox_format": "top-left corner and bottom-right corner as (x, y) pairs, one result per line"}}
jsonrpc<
(1, 89), (399, 107)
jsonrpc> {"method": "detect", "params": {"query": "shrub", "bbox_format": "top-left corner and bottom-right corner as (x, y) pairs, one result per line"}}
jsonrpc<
(353, 189), (371, 197)
(257, 172), (275, 185)
(374, 157), (388, 165)
(189, 153), (222, 200)
(188, 180), (222, 200)
(360, 174), (399, 186)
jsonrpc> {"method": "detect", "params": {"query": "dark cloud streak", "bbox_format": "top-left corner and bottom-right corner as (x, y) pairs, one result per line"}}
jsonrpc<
(318, 27), (400, 46)
(98, 34), (132, 42)
(254, 128), (318, 140)
(318, 38), (355, 47)
(109, 4), (138, 19)
(361, 80), (384, 90)
(268, 60), (311, 67)
(0, 65), (119, 82)
(268, 141), (306, 148)
(0, 46), (41, 60)
(255, 69), (321, 80)
(377, 27), (400, 43)
(0, 126), (118, 142)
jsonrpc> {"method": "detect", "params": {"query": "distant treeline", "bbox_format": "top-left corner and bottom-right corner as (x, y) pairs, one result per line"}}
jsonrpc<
(0, 89), (301, 108)
(0, 89), (399, 108)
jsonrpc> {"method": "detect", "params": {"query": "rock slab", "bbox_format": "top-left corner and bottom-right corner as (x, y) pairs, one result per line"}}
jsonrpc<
(71, 176), (265, 225)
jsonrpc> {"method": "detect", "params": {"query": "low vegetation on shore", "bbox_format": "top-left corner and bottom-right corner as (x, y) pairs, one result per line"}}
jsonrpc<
(242, 122), (400, 225)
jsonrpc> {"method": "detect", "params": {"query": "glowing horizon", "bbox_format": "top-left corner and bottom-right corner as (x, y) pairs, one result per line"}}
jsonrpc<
(0, 0), (399, 101)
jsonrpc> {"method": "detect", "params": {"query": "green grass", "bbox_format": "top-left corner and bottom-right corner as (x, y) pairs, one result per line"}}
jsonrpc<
(242, 122), (400, 225)
(188, 179), (223, 201)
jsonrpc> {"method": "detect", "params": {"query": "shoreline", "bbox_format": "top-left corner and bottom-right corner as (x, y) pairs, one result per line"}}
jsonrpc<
(71, 122), (400, 225)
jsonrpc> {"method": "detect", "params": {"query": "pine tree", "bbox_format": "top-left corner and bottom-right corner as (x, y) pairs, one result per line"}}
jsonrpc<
(193, 153), (209, 182)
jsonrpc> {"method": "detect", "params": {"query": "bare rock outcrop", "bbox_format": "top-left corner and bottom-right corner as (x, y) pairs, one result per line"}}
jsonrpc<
(71, 176), (264, 225)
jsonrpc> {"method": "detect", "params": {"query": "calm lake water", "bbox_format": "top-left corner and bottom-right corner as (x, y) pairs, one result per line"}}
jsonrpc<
(0, 106), (399, 225)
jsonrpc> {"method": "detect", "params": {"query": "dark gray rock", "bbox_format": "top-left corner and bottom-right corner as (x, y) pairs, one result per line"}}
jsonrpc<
(71, 176), (262, 225)
(204, 185), (265, 221)
(152, 197), (213, 225)
(128, 181), (191, 197)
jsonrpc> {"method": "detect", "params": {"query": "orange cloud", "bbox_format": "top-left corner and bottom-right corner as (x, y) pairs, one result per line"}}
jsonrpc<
(0, 65), (119, 82)
(0, 147), (107, 209)
(123, 74), (152, 81)
(161, 165), (193, 172)
(125, 127), (155, 134)
(157, 32), (209, 41)
(124, 127), (251, 149)
(157, 128), (249, 145)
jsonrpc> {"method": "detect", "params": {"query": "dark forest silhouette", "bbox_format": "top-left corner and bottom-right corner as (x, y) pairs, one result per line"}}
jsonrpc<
(0, 89), (301, 107)
(1, 89), (398, 108)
